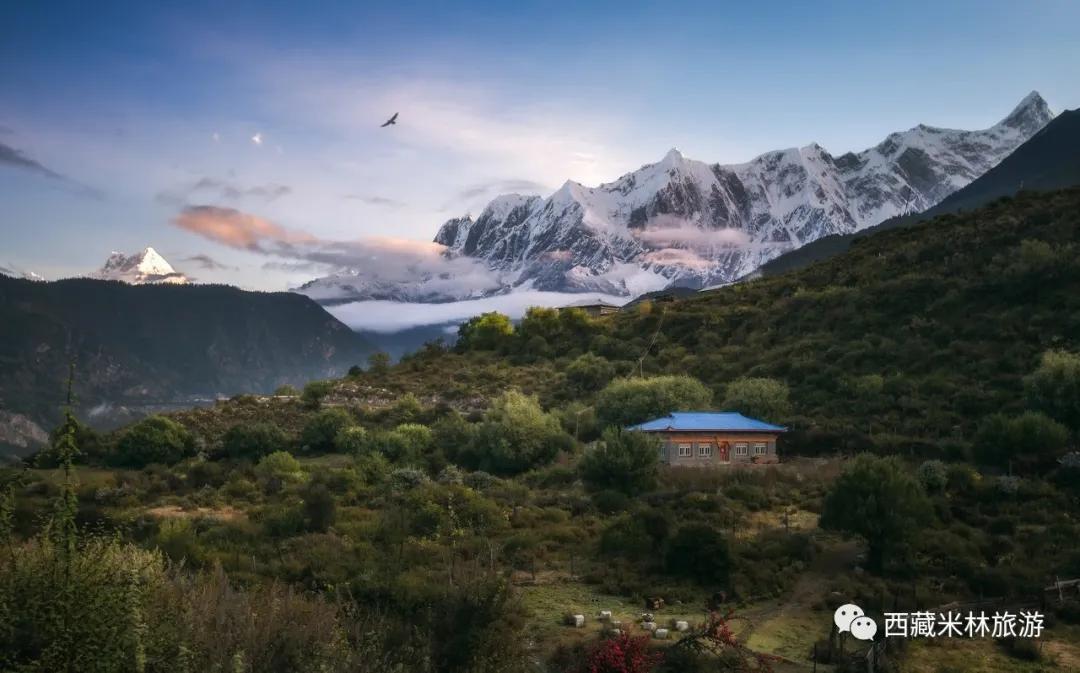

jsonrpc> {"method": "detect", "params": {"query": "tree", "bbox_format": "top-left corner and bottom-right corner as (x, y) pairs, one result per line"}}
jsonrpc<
(1025, 350), (1080, 431)
(301, 380), (335, 409)
(595, 376), (713, 428)
(565, 353), (617, 395)
(456, 312), (514, 351)
(819, 454), (932, 572)
(580, 428), (660, 495)
(466, 390), (573, 474)
(300, 408), (355, 453)
(974, 411), (1069, 470)
(720, 377), (791, 422)
(111, 415), (195, 467)
(665, 523), (732, 586)
(371, 423), (434, 464)
(274, 384), (299, 397)
(221, 422), (287, 460)
(367, 351), (392, 375)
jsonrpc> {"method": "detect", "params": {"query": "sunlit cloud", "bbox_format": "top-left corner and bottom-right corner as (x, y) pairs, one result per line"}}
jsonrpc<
(250, 132), (263, 146)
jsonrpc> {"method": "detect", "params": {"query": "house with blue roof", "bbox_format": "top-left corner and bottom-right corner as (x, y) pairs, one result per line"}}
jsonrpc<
(628, 412), (786, 466)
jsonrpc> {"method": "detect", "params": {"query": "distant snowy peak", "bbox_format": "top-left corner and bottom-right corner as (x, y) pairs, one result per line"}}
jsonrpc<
(92, 247), (191, 285)
(429, 91), (1053, 296)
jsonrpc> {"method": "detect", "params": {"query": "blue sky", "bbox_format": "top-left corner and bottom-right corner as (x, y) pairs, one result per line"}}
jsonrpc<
(1, 0), (1078, 288)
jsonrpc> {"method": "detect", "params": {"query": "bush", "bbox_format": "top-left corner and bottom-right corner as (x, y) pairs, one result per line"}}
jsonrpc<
(369, 423), (434, 465)
(256, 451), (305, 484)
(595, 375), (713, 428)
(301, 380), (335, 409)
(917, 460), (949, 493)
(222, 422), (288, 460)
(974, 411), (1068, 470)
(301, 483), (336, 533)
(720, 377), (791, 422)
(592, 489), (631, 515)
(334, 425), (369, 454)
(565, 353), (617, 395)
(301, 408), (355, 453)
(665, 523), (732, 586)
(111, 415), (195, 467)
(1025, 350), (1080, 431)
(580, 427), (660, 495)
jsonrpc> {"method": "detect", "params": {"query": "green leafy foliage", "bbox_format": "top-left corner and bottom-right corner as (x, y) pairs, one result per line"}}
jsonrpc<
(564, 353), (617, 395)
(580, 427), (660, 494)
(300, 408), (355, 453)
(1025, 349), (1080, 432)
(111, 415), (195, 467)
(595, 375), (713, 428)
(456, 312), (514, 351)
(820, 454), (932, 572)
(974, 411), (1069, 471)
(464, 390), (573, 474)
(665, 523), (732, 587)
(221, 422), (288, 460)
(719, 377), (791, 422)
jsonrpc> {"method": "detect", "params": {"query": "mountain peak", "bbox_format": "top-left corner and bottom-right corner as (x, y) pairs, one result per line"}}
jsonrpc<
(93, 247), (190, 285)
(660, 148), (685, 165)
(998, 91), (1053, 131)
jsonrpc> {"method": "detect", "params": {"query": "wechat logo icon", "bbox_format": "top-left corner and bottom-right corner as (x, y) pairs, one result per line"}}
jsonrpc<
(834, 603), (878, 641)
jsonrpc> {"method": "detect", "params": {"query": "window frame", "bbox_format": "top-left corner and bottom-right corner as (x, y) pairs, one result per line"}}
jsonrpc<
(697, 443), (713, 457)
(753, 442), (767, 456)
(734, 442), (749, 456)
(678, 443), (692, 457)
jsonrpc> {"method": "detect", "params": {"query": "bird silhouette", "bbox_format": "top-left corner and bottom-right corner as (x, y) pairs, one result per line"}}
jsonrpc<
(380, 113), (398, 128)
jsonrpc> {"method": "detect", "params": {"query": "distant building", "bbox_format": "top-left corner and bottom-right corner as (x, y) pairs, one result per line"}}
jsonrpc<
(628, 412), (785, 466)
(559, 297), (622, 317)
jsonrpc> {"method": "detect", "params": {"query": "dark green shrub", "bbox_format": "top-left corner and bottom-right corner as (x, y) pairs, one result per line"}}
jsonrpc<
(111, 415), (195, 467)
(221, 422), (288, 460)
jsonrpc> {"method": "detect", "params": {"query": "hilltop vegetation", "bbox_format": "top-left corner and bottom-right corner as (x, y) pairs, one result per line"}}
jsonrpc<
(4, 188), (1080, 672)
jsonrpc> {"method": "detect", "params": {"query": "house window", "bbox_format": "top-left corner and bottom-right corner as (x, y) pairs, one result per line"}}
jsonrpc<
(753, 443), (767, 455)
(698, 443), (713, 457)
(678, 444), (692, 457)
(735, 443), (748, 456)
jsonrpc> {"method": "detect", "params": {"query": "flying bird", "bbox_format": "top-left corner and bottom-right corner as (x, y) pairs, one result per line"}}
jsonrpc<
(380, 113), (398, 128)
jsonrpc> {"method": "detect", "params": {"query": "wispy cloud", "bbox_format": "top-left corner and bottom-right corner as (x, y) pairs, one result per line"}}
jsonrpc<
(182, 253), (237, 271)
(344, 194), (405, 208)
(0, 141), (103, 199)
(454, 178), (549, 202)
(635, 214), (751, 249)
(156, 177), (291, 206)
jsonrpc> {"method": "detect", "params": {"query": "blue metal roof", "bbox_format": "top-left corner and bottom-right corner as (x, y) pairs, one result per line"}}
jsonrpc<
(628, 411), (786, 433)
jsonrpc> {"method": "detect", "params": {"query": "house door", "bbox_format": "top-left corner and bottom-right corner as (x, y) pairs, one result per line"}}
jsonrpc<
(718, 441), (730, 462)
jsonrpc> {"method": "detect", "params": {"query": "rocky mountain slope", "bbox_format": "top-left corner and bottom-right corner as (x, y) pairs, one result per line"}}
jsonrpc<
(0, 276), (371, 456)
(302, 92), (1053, 303)
(756, 105), (1080, 278)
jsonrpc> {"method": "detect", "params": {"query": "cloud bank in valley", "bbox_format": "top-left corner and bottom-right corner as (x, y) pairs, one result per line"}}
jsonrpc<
(323, 290), (629, 333)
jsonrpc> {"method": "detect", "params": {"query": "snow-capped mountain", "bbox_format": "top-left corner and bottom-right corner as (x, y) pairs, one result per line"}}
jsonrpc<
(91, 247), (191, 284)
(304, 92), (1053, 303)
(0, 264), (45, 281)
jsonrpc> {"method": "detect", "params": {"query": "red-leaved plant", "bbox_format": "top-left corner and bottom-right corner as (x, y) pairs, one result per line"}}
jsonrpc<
(584, 633), (664, 673)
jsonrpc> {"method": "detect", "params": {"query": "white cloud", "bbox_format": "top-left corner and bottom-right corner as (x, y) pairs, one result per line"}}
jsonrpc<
(324, 290), (629, 333)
